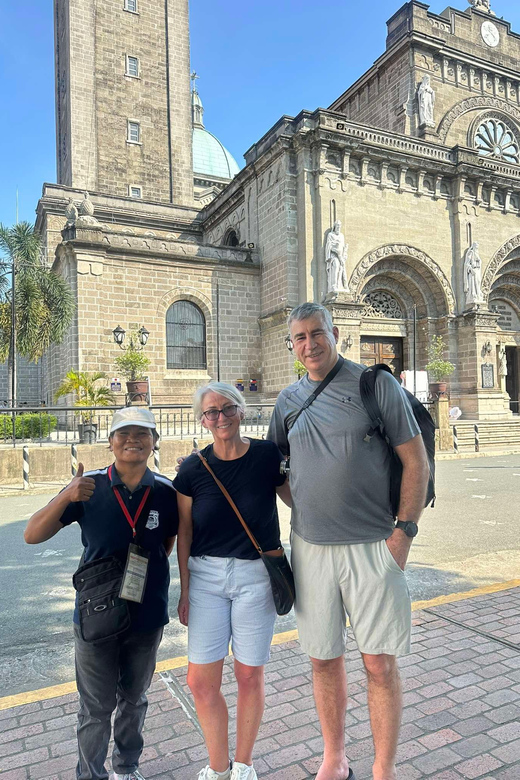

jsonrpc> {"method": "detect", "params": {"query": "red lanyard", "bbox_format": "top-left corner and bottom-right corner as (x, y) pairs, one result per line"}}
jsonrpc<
(109, 465), (151, 538)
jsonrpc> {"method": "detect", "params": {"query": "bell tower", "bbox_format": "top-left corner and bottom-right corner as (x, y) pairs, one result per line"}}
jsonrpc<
(54, 0), (193, 206)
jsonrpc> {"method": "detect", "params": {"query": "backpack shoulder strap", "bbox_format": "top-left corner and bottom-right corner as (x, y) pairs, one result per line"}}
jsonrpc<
(287, 355), (344, 432)
(359, 363), (393, 442)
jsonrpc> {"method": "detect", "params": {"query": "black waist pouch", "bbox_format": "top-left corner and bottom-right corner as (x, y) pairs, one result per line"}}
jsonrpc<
(73, 556), (131, 644)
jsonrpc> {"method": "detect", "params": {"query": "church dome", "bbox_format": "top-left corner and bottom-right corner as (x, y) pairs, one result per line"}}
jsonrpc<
(191, 74), (240, 182)
(193, 127), (241, 180)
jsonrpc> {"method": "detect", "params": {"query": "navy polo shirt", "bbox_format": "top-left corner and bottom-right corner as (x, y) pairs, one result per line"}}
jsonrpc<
(60, 465), (178, 632)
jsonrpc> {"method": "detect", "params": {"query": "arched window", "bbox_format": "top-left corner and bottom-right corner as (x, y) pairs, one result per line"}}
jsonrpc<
(223, 229), (239, 247)
(166, 301), (206, 369)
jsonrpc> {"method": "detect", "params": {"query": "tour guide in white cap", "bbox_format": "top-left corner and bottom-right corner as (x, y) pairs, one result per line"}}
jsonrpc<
(25, 407), (179, 780)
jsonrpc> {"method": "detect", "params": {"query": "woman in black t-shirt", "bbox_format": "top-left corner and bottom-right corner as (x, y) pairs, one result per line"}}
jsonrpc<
(174, 382), (291, 780)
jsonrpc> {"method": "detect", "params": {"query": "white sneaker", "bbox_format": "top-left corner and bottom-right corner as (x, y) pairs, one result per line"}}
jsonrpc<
(197, 766), (231, 780)
(112, 772), (146, 780)
(230, 763), (257, 780)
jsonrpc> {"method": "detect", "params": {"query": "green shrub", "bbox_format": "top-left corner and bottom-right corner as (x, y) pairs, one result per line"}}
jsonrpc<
(0, 413), (58, 440)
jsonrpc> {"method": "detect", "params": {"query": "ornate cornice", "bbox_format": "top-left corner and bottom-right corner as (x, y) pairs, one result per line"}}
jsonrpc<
(349, 244), (456, 315)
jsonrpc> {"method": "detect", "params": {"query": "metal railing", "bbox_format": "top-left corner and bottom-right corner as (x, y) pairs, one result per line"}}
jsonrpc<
(0, 404), (275, 447)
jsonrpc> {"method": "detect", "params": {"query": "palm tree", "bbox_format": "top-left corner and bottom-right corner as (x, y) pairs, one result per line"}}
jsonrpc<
(55, 371), (116, 422)
(0, 222), (75, 404)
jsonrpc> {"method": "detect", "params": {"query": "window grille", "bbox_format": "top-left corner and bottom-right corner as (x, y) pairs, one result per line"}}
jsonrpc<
(166, 301), (207, 369)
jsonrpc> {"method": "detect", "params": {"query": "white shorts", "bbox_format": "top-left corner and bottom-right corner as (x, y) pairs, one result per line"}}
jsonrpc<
(291, 532), (411, 659)
(187, 555), (277, 666)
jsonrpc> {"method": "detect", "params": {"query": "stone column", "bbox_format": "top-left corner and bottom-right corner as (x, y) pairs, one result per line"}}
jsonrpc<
(451, 309), (511, 419)
(323, 293), (365, 364)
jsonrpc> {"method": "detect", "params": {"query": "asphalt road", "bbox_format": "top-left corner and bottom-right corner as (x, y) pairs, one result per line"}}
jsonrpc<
(1, 453), (519, 697)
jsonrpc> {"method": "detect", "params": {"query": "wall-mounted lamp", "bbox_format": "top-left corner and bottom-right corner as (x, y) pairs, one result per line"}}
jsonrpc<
(112, 325), (149, 350)
(248, 242), (255, 249)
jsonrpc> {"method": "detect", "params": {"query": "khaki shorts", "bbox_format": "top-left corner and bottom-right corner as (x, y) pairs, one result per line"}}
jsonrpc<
(291, 532), (411, 659)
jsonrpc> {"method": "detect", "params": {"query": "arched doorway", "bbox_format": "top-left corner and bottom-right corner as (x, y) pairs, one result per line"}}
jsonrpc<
(350, 245), (455, 391)
(488, 245), (520, 413)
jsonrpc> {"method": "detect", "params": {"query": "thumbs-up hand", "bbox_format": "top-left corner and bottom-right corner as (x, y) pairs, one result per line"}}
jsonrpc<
(66, 462), (96, 502)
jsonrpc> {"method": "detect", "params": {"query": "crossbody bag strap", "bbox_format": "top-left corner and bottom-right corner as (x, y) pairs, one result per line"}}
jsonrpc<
(196, 452), (263, 555)
(288, 354), (345, 431)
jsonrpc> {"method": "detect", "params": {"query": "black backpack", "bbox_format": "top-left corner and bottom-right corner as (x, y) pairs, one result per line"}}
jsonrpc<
(359, 363), (436, 519)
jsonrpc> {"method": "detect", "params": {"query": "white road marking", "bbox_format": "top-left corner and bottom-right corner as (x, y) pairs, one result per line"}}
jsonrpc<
(479, 520), (503, 526)
(471, 495), (488, 499)
(35, 549), (65, 558)
(466, 478), (482, 482)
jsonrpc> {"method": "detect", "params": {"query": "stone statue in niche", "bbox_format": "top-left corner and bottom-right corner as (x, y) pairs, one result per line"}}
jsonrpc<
(463, 242), (484, 306)
(325, 221), (349, 293)
(418, 75), (436, 128)
(499, 344), (508, 376)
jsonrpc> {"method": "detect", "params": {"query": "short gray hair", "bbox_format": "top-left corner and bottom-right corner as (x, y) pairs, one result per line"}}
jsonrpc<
(287, 302), (334, 333)
(193, 381), (247, 420)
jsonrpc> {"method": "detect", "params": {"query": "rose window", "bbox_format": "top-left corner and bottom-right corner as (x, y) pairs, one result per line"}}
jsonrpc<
(475, 119), (520, 164)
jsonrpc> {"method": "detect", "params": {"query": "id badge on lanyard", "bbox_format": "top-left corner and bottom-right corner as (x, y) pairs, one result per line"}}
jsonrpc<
(110, 466), (152, 604)
(120, 543), (150, 603)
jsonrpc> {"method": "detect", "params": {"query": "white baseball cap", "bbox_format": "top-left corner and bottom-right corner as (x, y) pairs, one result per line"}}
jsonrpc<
(110, 407), (157, 434)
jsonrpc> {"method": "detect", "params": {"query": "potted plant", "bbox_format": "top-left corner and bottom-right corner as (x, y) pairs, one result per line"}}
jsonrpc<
(425, 335), (455, 397)
(115, 347), (151, 403)
(55, 370), (115, 443)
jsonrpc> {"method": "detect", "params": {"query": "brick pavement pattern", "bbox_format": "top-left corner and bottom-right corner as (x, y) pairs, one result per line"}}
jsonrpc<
(1, 587), (519, 779)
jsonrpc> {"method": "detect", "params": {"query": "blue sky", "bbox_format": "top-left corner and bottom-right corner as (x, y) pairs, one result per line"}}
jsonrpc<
(1, 0), (519, 227)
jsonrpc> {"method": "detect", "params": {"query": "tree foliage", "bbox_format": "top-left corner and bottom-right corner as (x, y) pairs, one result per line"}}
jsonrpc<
(0, 222), (75, 363)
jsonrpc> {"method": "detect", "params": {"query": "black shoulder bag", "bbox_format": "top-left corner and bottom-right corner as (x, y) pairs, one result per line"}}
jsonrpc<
(72, 486), (153, 644)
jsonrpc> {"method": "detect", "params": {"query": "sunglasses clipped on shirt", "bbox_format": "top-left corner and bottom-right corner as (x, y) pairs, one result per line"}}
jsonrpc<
(201, 404), (239, 422)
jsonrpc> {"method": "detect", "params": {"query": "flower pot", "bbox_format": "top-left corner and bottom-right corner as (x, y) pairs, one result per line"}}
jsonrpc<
(429, 381), (448, 398)
(126, 380), (149, 404)
(78, 422), (98, 444)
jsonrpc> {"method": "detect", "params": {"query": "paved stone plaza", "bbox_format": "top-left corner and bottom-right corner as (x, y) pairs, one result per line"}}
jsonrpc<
(1, 585), (519, 780)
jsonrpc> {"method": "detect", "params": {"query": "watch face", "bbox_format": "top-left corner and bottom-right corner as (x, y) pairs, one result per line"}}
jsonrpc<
(481, 21), (500, 48)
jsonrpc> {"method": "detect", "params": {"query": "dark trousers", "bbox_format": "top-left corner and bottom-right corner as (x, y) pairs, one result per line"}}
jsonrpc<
(74, 624), (163, 780)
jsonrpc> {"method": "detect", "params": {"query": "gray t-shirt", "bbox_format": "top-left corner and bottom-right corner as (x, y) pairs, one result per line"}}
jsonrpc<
(267, 359), (420, 545)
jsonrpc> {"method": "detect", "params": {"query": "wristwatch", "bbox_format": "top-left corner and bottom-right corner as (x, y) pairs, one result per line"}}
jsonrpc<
(395, 520), (419, 538)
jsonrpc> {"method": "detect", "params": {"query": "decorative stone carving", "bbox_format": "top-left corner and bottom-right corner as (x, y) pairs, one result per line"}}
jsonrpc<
(438, 97), (520, 143)
(482, 234), (520, 297)
(468, 0), (494, 14)
(418, 75), (436, 128)
(76, 192), (100, 227)
(362, 291), (403, 319)
(350, 244), (456, 315)
(65, 198), (78, 227)
(325, 221), (350, 293)
(464, 243), (485, 307)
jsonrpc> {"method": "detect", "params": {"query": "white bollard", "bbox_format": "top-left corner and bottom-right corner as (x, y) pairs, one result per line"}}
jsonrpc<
(23, 446), (30, 490)
(71, 443), (78, 477)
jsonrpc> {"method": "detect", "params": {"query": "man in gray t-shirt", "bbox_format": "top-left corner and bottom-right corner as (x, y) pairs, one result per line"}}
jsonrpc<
(267, 302), (429, 780)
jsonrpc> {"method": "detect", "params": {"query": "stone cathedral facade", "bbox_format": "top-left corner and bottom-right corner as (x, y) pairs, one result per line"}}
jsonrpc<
(36, 0), (520, 418)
